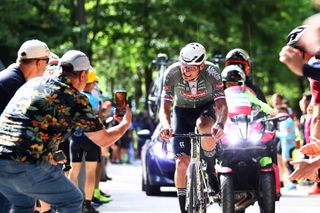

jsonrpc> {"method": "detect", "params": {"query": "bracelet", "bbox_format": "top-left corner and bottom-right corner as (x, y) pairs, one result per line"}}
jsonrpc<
(216, 122), (224, 130)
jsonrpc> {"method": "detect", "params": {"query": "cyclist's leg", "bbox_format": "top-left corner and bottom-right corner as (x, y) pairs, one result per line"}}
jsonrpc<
(197, 107), (220, 194)
(196, 114), (216, 152)
(173, 106), (197, 213)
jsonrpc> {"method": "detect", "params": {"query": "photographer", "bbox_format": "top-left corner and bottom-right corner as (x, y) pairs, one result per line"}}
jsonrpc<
(0, 50), (131, 212)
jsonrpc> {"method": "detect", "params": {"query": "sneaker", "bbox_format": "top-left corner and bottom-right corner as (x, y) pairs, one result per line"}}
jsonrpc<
(82, 202), (99, 213)
(284, 183), (297, 191)
(99, 189), (111, 198)
(309, 186), (320, 195)
(93, 189), (112, 203)
(100, 175), (112, 182)
(300, 180), (314, 187)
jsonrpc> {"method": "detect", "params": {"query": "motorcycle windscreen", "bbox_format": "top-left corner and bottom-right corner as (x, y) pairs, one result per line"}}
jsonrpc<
(224, 86), (257, 117)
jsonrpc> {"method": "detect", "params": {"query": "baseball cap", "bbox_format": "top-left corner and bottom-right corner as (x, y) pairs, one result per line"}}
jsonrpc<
(59, 50), (91, 72)
(87, 68), (97, 83)
(17, 39), (50, 60)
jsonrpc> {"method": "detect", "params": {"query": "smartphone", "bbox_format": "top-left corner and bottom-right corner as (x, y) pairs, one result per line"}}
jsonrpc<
(53, 150), (66, 162)
(115, 90), (127, 117)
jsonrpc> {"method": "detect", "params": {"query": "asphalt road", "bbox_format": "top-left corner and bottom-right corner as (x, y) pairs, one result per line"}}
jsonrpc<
(97, 160), (320, 213)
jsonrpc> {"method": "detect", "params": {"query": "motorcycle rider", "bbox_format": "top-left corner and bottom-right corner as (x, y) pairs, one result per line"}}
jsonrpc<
(221, 65), (275, 115)
(225, 48), (267, 103)
(159, 42), (228, 213)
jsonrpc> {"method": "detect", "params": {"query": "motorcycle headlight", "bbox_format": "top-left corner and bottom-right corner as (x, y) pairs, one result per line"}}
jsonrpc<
(226, 133), (241, 145)
(248, 132), (262, 144)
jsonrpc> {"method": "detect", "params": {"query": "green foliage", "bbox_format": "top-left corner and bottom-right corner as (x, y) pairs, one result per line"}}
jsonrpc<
(0, 0), (316, 111)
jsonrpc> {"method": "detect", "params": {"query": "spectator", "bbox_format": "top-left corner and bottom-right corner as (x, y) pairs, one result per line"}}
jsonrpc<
(68, 68), (112, 213)
(276, 105), (297, 190)
(0, 39), (50, 213)
(0, 50), (131, 212)
(299, 92), (312, 146)
(280, 23), (320, 186)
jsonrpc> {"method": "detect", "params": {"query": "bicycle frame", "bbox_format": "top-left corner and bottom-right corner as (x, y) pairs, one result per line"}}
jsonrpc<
(172, 130), (213, 213)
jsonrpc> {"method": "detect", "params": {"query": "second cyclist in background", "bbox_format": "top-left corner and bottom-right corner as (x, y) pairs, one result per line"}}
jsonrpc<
(159, 42), (228, 213)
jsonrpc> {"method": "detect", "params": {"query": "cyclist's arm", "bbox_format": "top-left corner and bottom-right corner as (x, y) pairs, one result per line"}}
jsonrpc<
(159, 101), (173, 128)
(214, 99), (228, 126)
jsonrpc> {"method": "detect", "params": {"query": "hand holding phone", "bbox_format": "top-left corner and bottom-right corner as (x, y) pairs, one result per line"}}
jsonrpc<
(115, 90), (127, 117)
(53, 150), (67, 163)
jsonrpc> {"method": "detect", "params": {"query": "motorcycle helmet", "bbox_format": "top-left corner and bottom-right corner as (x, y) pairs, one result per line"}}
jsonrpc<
(287, 25), (308, 48)
(179, 42), (206, 65)
(221, 65), (246, 88)
(225, 48), (251, 76)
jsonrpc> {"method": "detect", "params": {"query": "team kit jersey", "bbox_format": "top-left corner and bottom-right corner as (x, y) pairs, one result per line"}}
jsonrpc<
(161, 61), (225, 108)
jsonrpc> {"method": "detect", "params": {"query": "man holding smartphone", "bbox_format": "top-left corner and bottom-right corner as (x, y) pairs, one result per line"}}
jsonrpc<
(0, 50), (132, 212)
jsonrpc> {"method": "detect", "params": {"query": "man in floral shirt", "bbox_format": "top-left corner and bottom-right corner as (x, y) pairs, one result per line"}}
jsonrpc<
(0, 50), (132, 212)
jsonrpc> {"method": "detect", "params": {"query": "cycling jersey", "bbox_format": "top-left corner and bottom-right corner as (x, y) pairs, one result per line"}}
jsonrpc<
(161, 61), (225, 108)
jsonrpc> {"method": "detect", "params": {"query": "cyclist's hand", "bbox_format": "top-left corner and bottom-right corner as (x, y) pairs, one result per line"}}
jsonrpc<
(211, 123), (224, 141)
(160, 127), (173, 141)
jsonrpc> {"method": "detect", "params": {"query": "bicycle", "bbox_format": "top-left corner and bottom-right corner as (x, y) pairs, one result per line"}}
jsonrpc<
(163, 129), (214, 213)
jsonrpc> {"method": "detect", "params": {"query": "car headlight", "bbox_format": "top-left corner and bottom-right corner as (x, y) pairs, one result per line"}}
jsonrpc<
(152, 142), (175, 159)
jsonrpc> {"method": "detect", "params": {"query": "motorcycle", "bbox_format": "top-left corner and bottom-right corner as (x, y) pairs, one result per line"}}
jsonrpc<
(216, 86), (289, 213)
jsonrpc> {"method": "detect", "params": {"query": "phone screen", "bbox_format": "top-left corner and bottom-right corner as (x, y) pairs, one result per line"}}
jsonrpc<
(115, 91), (127, 117)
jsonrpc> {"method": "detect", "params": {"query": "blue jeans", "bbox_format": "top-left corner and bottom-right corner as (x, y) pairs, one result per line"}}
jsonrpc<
(0, 160), (83, 213)
(0, 192), (11, 213)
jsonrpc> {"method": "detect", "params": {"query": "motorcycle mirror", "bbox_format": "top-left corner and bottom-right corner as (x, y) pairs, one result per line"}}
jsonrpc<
(264, 112), (290, 122)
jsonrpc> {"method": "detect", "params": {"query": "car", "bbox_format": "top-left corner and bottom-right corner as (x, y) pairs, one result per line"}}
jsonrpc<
(139, 123), (176, 196)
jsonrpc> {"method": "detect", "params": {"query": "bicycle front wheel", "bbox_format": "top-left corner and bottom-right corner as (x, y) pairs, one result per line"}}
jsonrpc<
(187, 162), (204, 213)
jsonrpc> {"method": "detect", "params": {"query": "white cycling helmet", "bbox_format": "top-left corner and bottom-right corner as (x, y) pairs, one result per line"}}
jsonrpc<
(221, 65), (246, 85)
(179, 42), (207, 65)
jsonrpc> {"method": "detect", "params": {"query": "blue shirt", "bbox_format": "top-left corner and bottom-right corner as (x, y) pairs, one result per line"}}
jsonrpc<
(0, 64), (26, 114)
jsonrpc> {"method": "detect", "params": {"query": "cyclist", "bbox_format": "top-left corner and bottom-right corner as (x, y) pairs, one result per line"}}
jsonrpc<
(225, 48), (267, 103)
(159, 42), (228, 213)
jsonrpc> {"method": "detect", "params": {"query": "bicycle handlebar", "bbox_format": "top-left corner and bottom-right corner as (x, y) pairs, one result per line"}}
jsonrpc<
(172, 133), (213, 138)
(161, 132), (213, 154)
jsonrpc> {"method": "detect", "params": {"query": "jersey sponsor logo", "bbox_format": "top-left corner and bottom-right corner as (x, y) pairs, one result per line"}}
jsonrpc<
(206, 66), (221, 80)
(213, 82), (224, 90)
(163, 85), (171, 91)
(179, 90), (208, 99)
(179, 141), (185, 148)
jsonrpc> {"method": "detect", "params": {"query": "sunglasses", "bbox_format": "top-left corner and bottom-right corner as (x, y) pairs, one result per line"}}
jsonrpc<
(180, 63), (199, 72)
(38, 58), (50, 64)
